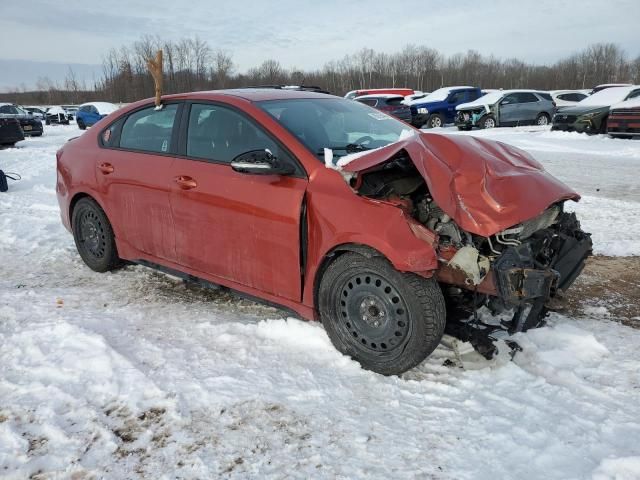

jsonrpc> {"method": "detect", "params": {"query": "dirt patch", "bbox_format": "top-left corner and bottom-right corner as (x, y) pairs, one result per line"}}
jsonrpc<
(555, 256), (640, 328)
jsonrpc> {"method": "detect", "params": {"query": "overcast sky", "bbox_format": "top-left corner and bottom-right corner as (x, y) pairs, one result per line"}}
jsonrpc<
(1, 0), (639, 90)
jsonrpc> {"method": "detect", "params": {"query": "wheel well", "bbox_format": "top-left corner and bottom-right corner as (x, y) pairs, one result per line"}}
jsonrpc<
(69, 192), (92, 223)
(313, 244), (386, 313)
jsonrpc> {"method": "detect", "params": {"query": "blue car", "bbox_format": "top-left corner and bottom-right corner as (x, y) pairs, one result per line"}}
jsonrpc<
(76, 102), (118, 130)
(408, 86), (483, 128)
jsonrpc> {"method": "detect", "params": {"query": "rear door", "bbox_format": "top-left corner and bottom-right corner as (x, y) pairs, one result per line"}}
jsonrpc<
(95, 103), (182, 262)
(517, 92), (543, 123)
(169, 102), (307, 301)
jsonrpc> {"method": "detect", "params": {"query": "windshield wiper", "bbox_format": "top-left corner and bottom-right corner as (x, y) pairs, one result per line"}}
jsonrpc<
(316, 143), (370, 156)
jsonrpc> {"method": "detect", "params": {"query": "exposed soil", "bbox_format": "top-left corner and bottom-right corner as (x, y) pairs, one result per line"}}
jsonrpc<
(555, 256), (640, 328)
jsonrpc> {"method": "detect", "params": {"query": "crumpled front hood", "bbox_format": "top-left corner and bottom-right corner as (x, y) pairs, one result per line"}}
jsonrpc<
(342, 132), (580, 237)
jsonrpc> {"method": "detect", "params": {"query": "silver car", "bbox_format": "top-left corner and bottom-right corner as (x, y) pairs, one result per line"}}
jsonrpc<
(455, 90), (556, 130)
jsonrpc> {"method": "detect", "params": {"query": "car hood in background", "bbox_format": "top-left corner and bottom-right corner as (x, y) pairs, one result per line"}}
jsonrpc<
(341, 132), (579, 237)
(554, 105), (608, 117)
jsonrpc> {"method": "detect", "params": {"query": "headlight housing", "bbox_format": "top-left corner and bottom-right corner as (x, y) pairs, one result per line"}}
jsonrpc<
(579, 112), (600, 121)
(417, 107), (429, 114)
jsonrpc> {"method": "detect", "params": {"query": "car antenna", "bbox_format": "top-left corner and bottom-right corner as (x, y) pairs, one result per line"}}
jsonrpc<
(147, 50), (164, 110)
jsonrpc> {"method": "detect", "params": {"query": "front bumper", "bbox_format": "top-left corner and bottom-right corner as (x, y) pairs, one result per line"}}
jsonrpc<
(607, 114), (640, 136)
(411, 112), (429, 127)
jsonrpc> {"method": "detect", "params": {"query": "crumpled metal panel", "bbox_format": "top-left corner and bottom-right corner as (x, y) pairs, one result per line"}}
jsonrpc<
(342, 132), (580, 237)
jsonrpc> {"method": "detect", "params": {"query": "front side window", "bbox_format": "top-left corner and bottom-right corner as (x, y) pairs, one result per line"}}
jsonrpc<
(186, 103), (280, 163)
(258, 98), (414, 160)
(119, 104), (178, 154)
(448, 91), (466, 103)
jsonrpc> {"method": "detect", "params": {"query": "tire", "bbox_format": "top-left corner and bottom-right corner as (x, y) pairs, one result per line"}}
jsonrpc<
(318, 252), (446, 375)
(71, 197), (122, 272)
(77, 119), (86, 130)
(426, 114), (445, 129)
(479, 115), (496, 129)
(45, 119), (50, 125)
(536, 113), (550, 126)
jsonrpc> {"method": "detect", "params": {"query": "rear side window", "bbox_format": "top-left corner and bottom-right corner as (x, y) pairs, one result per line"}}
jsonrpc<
(119, 104), (178, 154)
(357, 99), (378, 107)
(186, 103), (280, 163)
(516, 93), (540, 103)
(467, 90), (480, 101)
(536, 92), (552, 101)
(386, 98), (404, 106)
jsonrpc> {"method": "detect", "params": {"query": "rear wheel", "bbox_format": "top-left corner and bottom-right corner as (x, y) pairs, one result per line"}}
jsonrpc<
(479, 115), (496, 129)
(72, 197), (122, 272)
(426, 114), (445, 129)
(77, 119), (86, 130)
(318, 252), (446, 375)
(536, 113), (550, 126)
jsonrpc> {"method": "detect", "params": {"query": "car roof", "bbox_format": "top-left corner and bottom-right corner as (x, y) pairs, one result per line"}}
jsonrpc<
(163, 88), (339, 103)
(355, 94), (404, 100)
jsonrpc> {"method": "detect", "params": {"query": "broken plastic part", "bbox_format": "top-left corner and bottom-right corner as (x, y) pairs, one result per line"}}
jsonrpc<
(448, 246), (490, 285)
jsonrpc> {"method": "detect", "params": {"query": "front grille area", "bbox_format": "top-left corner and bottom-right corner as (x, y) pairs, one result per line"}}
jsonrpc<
(554, 114), (576, 124)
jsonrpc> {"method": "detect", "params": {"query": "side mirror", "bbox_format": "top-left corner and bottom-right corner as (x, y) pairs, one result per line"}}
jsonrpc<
(230, 149), (294, 176)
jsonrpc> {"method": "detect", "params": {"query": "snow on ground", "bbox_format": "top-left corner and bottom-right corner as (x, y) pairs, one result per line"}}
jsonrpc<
(1, 126), (640, 479)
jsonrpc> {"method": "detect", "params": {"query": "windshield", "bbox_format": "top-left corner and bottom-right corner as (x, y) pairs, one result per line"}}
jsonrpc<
(258, 98), (414, 160)
(579, 87), (637, 107)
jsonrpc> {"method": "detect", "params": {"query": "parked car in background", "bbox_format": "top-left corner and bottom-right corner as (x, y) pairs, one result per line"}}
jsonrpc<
(23, 106), (46, 120)
(0, 117), (24, 146)
(407, 86), (483, 128)
(590, 83), (632, 95)
(0, 103), (44, 136)
(607, 98), (640, 138)
(345, 88), (414, 100)
(355, 94), (412, 122)
(46, 106), (70, 125)
(455, 90), (555, 130)
(550, 90), (590, 108)
(403, 91), (428, 103)
(552, 85), (640, 134)
(56, 89), (592, 375)
(63, 106), (79, 120)
(75, 102), (119, 130)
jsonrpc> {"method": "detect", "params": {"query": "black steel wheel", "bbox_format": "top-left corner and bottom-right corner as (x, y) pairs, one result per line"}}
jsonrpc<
(72, 197), (122, 272)
(319, 252), (446, 375)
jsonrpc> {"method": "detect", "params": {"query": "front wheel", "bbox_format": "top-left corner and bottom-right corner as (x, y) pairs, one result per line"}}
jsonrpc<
(479, 115), (496, 129)
(77, 119), (86, 130)
(426, 114), (445, 129)
(72, 197), (122, 272)
(318, 252), (446, 375)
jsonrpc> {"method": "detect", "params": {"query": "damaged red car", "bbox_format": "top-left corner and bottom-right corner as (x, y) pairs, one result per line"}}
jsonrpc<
(56, 89), (592, 375)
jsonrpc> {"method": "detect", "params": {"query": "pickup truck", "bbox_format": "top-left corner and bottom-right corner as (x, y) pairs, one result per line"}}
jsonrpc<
(408, 86), (483, 128)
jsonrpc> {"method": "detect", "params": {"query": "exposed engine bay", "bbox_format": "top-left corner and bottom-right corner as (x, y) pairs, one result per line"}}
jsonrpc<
(350, 150), (593, 357)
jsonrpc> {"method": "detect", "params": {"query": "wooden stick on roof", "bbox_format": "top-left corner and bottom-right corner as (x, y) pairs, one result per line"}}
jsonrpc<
(147, 50), (163, 109)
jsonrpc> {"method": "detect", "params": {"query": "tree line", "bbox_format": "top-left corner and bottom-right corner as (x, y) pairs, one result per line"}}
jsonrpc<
(2, 36), (639, 105)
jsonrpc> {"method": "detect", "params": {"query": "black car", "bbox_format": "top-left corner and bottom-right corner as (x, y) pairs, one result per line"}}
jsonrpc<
(0, 117), (24, 146)
(355, 94), (412, 122)
(0, 103), (43, 137)
(552, 86), (640, 134)
(45, 106), (70, 125)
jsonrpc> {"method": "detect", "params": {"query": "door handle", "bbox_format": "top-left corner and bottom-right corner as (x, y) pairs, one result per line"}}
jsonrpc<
(98, 163), (114, 174)
(175, 175), (197, 190)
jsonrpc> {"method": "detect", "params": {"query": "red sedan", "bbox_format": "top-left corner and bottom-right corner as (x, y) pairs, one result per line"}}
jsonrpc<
(56, 89), (591, 375)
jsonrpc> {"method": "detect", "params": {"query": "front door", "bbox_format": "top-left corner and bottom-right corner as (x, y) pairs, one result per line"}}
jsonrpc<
(95, 103), (181, 262)
(498, 94), (521, 125)
(169, 102), (307, 301)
